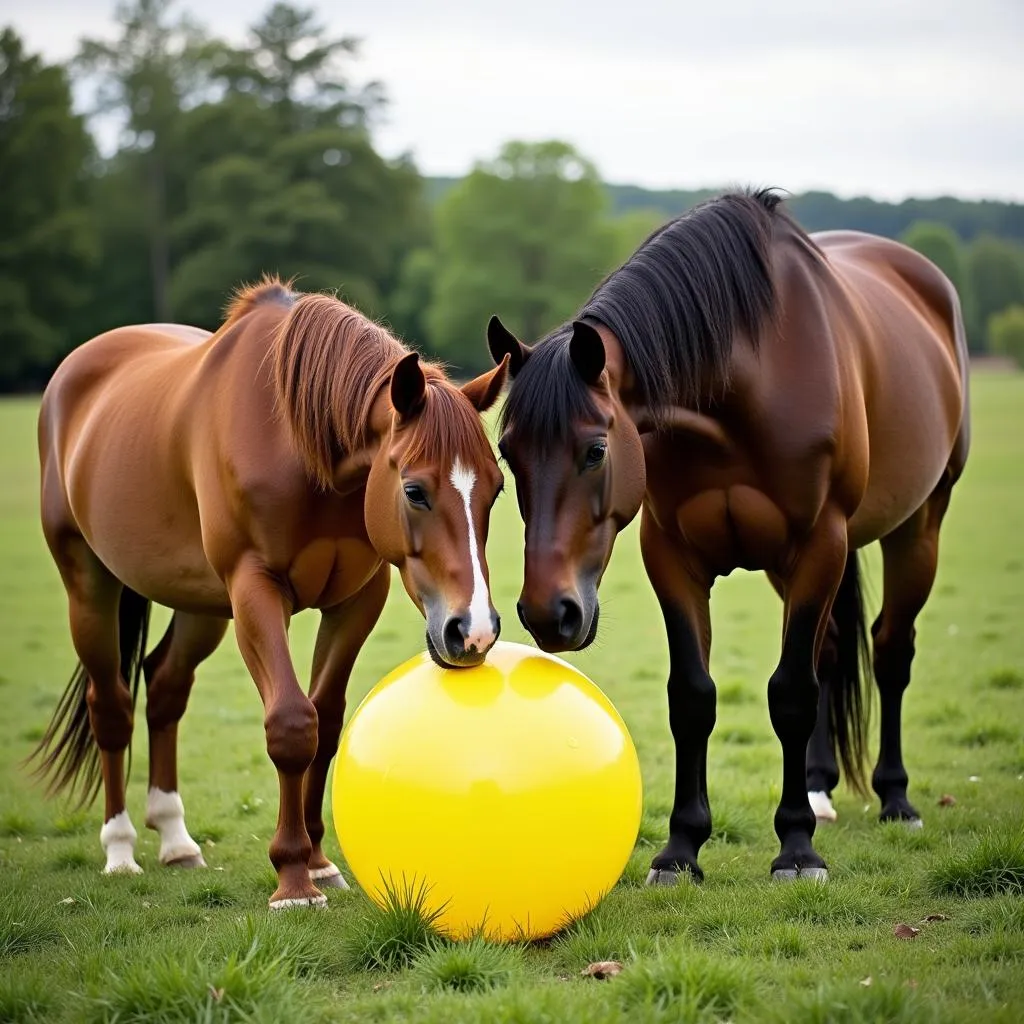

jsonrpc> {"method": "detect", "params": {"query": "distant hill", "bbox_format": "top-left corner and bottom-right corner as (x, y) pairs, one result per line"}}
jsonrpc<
(425, 177), (1024, 243)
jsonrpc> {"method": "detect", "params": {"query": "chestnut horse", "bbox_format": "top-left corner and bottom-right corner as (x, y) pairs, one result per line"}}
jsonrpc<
(32, 278), (508, 907)
(489, 190), (969, 883)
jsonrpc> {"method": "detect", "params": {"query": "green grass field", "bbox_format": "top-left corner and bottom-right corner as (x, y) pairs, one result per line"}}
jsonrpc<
(1, 373), (1022, 1023)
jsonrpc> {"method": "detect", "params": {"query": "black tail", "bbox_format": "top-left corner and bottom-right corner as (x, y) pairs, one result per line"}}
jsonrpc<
(828, 553), (871, 795)
(28, 587), (151, 808)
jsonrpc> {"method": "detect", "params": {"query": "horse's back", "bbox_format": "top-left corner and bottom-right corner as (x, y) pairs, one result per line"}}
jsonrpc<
(812, 231), (969, 544)
(40, 323), (234, 610)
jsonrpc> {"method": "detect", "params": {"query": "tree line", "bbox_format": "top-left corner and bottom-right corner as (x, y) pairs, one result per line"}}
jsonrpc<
(3, 0), (1024, 393)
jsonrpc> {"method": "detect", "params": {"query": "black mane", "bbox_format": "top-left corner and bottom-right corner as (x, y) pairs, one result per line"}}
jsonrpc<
(501, 188), (788, 444)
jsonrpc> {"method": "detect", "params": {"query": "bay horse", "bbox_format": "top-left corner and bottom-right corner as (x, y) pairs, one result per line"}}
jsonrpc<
(488, 190), (969, 883)
(32, 278), (509, 907)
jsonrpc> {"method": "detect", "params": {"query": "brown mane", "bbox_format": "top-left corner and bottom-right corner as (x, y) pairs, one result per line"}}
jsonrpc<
(270, 290), (491, 489)
(224, 273), (296, 328)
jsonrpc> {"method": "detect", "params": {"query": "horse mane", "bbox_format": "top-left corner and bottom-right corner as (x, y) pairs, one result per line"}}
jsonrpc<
(224, 273), (296, 327)
(271, 292), (491, 489)
(501, 188), (795, 443)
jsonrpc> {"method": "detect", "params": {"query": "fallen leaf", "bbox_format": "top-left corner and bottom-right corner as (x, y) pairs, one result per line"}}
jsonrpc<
(938, 794), (957, 807)
(894, 923), (920, 939)
(208, 987), (224, 1003)
(58, 897), (75, 906)
(860, 976), (872, 987)
(581, 961), (623, 980)
(905, 979), (919, 989)
(921, 913), (949, 924)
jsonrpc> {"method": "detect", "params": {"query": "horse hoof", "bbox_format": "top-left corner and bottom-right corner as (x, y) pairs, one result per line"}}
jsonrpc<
(903, 817), (924, 830)
(310, 864), (349, 889)
(808, 790), (838, 823)
(165, 853), (207, 869)
(800, 867), (829, 883)
(269, 893), (328, 911)
(103, 860), (143, 876)
(646, 868), (694, 887)
(772, 866), (829, 883)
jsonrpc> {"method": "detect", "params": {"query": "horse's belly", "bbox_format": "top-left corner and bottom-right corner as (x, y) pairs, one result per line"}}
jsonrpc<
(847, 351), (963, 548)
(65, 412), (230, 614)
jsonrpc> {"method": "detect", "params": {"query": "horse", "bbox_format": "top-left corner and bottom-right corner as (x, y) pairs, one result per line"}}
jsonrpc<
(487, 190), (969, 884)
(31, 277), (509, 907)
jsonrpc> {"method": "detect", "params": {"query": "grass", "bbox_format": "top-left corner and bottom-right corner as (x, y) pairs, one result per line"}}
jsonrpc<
(0, 370), (1022, 1022)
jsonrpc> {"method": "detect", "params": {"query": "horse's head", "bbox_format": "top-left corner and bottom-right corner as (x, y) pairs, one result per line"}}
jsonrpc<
(365, 352), (509, 668)
(488, 316), (645, 652)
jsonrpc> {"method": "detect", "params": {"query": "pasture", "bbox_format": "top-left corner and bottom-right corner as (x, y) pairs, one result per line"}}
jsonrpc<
(0, 372), (1022, 1024)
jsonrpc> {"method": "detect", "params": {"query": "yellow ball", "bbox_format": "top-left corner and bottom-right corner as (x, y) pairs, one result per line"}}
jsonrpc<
(332, 641), (642, 941)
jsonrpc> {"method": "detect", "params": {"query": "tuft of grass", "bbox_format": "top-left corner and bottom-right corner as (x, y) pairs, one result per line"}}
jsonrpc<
(52, 812), (90, 836)
(765, 881), (884, 926)
(412, 935), (522, 993)
(343, 878), (445, 972)
(82, 944), (313, 1024)
(214, 913), (343, 980)
(958, 722), (1017, 748)
(0, 813), (36, 838)
(0, 969), (54, 1022)
(552, 904), (658, 970)
(740, 922), (808, 959)
(708, 803), (755, 845)
(988, 667), (1024, 691)
(927, 830), (1024, 898)
(235, 791), (265, 817)
(616, 949), (750, 1021)
(180, 880), (240, 909)
(768, 979), (937, 1024)
(52, 848), (92, 870)
(0, 899), (61, 958)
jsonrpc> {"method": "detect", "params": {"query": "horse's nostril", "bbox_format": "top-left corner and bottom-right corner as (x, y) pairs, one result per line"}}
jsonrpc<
(443, 615), (465, 653)
(558, 598), (583, 640)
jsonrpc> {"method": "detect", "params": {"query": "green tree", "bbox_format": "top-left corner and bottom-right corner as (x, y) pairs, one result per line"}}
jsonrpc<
(77, 0), (210, 320)
(0, 29), (96, 390)
(966, 235), (1024, 353)
(989, 305), (1024, 369)
(427, 141), (614, 370)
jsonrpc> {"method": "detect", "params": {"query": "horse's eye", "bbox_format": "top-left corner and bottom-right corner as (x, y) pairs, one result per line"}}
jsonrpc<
(403, 483), (430, 509)
(584, 441), (607, 470)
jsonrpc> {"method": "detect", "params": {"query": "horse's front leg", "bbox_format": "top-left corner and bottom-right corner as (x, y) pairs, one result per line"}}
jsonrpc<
(768, 506), (848, 881)
(303, 563), (390, 888)
(229, 558), (321, 908)
(641, 513), (715, 885)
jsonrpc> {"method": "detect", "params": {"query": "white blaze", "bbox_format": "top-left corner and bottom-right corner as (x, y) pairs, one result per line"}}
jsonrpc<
(100, 810), (142, 874)
(449, 459), (494, 652)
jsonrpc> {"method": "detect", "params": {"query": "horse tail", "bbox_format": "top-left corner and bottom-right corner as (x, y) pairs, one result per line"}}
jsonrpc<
(828, 552), (871, 795)
(28, 587), (151, 809)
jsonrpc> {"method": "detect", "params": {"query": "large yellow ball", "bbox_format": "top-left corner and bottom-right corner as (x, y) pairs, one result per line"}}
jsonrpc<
(332, 641), (642, 941)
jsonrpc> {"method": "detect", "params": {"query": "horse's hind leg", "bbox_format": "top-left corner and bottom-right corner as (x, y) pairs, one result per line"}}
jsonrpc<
(872, 477), (953, 827)
(52, 532), (142, 873)
(143, 612), (228, 867)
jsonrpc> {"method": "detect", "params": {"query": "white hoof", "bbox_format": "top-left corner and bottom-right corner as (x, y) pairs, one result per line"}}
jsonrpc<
(310, 863), (349, 888)
(101, 811), (142, 875)
(146, 789), (204, 865)
(269, 894), (329, 911)
(808, 790), (838, 822)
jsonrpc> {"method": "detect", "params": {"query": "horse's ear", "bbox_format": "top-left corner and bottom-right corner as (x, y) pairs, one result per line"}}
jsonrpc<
(390, 351), (427, 422)
(569, 320), (605, 385)
(487, 316), (531, 377)
(461, 353), (509, 412)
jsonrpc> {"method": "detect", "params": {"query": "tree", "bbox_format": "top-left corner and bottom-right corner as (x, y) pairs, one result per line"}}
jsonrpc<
(427, 141), (615, 370)
(213, 3), (383, 131)
(967, 235), (1024, 353)
(989, 305), (1024, 369)
(0, 29), (96, 390)
(77, 0), (210, 320)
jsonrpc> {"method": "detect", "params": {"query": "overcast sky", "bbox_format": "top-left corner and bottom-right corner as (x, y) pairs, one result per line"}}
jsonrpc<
(7, 0), (1024, 201)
